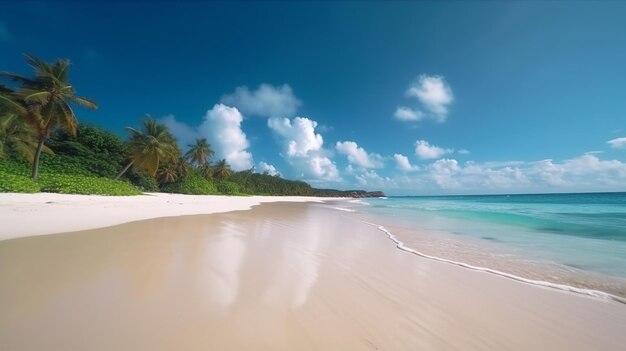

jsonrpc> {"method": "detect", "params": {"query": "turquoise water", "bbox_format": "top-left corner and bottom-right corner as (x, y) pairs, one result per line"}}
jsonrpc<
(352, 193), (626, 279)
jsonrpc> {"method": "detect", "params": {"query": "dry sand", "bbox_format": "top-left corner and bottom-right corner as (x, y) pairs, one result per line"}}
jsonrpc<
(0, 192), (334, 241)
(1, 201), (625, 350)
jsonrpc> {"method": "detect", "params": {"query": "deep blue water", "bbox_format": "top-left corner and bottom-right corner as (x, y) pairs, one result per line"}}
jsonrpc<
(353, 192), (626, 278)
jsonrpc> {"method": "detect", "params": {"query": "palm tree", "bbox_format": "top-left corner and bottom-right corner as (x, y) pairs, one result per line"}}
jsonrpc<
(157, 164), (179, 185)
(0, 112), (52, 162)
(198, 163), (213, 179)
(157, 157), (190, 185)
(184, 138), (214, 168)
(115, 118), (179, 179)
(0, 54), (97, 179)
(212, 159), (232, 181)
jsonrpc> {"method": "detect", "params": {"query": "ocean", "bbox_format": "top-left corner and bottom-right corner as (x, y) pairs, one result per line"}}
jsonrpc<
(339, 192), (626, 298)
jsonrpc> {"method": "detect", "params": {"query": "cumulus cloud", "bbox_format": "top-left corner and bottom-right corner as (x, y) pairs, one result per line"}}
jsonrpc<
(335, 141), (384, 169)
(415, 140), (453, 160)
(257, 162), (281, 176)
(394, 106), (424, 121)
(406, 75), (453, 122)
(160, 115), (198, 148)
(354, 169), (393, 188)
(161, 104), (254, 171)
(201, 104), (253, 171)
(268, 116), (340, 181)
(220, 84), (301, 118)
(268, 117), (323, 157)
(608, 137), (626, 149)
(404, 154), (626, 193)
(393, 154), (419, 172)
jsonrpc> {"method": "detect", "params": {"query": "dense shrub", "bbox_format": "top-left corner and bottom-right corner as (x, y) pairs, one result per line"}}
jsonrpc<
(48, 125), (126, 177)
(230, 170), (315, 196)
(0, 159), (30, 176)
(161, 174), (217, 195)
(0, 172), (40, 193)
(38, 174), (141, 196)
(216, 180), (240, 195)
(122, 168), (160, 192)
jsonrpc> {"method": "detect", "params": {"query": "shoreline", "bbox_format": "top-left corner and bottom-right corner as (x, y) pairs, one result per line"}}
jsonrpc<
(361, 220), (626, 304)
(3, 192), (625, 302)
(1, 201), (625, 350)
(0, 192), (342, 241)
(335, 201), (626, 301)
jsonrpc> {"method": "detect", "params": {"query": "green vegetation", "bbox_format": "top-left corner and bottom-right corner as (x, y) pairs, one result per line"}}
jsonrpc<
(0, 53), (380, 198)
(115, 118), (179, 179)
(38, 174), (141, 196)
(161, 173), (218, 195)
(0, 172), (40, 193)
(0, 54), (97, 179)
(216, 181), (240, 195)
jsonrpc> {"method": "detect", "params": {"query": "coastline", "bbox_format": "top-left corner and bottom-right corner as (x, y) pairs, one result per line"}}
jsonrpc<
(331, 199), (626, 301)
(1, 201), (625, 350)
(0, 192), (341, 241)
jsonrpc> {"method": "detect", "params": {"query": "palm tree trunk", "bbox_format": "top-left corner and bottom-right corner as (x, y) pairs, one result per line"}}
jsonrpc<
(31, 139), (45, 180)
(115, 160), (135, 180)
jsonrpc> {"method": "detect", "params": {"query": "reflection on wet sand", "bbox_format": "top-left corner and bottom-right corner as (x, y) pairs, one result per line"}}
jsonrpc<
(1, 203), (626, 350)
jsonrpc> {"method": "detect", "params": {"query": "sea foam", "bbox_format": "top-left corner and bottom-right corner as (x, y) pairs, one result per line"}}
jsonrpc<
(361, 220), (626, 305)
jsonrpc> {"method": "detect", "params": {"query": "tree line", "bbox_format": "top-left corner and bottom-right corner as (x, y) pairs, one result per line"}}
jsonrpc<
(0, 54), (374, 197)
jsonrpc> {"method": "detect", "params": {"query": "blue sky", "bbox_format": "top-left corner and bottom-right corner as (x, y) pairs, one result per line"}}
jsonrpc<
(1, 1), (625, 195)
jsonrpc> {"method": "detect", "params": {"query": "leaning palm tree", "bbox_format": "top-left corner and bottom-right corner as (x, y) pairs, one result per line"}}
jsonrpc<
(115, 118), (179, 179)
(0, 112), (52, 162)
(184, 138), (214, 168)
(0, 54), (97, 179)
(212, 159), (233, 181)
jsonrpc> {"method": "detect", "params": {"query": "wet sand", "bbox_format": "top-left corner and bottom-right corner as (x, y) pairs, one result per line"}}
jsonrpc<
(357, 213), (626, 299)
(1, 202), (625, 350)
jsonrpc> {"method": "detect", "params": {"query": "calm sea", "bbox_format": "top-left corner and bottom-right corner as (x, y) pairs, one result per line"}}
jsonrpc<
(347, 193), (626, 280)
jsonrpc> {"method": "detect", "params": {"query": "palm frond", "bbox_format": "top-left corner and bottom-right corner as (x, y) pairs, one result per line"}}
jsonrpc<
(0, 71), (37, 85)
(15, 88), (51, 104)
(68, 95), (98, 109)
(24, 53), (51, 73)
(0, 93), (28, 115)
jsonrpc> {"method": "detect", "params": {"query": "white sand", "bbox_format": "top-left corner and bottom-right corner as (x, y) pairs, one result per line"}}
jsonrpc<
(0, 192), (338, 241)
(1, 202), (625, 350)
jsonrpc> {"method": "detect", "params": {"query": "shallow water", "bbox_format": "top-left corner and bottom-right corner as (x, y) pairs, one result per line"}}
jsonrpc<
(339, 193), (626, 296)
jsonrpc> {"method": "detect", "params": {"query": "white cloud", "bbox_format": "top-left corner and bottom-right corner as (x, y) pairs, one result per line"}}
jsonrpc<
(201, 104), (253, 171)
(458, 149), (470, 155)
(415, 140), (453, 160)
(335, 141), (384, 169)
(162, 105), (254, 171)
(405, 75), (453, 122)
(394, 106), (424, 121)
(220, 84), (301, 118)
(390, 154), (626, 194)
(257, 162), (281, 176)
(394, 75), (454, 122)
(268, 116), (340, 182)
(393, 154), (419, 172)
(268, 117), (323, 157)
(354, 169), (393, 188)
(307, 155), (341, 181)
(608, 137), (626, 149)
(160, 115), (198, 148)
(429, 158), (461, 189)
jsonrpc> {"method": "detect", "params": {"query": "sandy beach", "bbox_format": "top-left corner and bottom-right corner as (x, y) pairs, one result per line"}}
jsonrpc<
(1, 195), (626, 350)
(0, 193), (333, 241)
